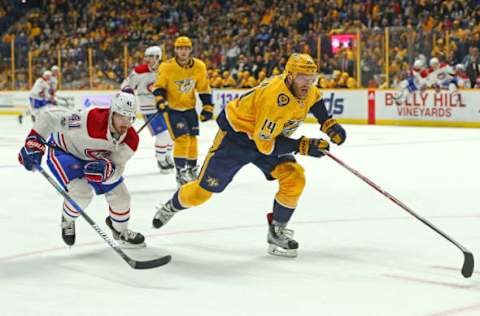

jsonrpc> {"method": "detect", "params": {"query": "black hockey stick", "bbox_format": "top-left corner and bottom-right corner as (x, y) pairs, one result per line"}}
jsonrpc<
(34, 162), (171, 269)
(137, 111), (161, 134)
(323, 150), (474, 278)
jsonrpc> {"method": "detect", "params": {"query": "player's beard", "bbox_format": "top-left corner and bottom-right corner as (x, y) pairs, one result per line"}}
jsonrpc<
(291, 82), (309, 99)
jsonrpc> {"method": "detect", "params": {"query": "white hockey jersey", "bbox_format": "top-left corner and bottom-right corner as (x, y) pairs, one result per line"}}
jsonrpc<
(33, 106), (139, 184)
(426, 64), (455, 88)
(29, 77), (51, 101)
(121, 64), (157, 114)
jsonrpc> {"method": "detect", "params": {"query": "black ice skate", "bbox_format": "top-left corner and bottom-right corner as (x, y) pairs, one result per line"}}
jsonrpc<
(267, 213), (298, 258)
(61, 216), (76, 246)
(152, 201), (177, 229)
(105, 216), (145, 248)
(157, 159), (174, 174)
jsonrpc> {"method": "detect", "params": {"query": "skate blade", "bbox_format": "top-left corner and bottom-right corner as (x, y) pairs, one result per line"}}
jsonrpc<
(268, 244), (297, 258)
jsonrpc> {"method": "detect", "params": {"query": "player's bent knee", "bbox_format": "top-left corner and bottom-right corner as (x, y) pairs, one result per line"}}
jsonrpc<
(105, 183), (131, 209)
(179, 180), (213, 207)
(271, 162), (306, 207)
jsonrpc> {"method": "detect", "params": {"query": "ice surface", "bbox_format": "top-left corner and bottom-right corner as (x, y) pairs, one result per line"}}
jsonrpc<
(1, 115), (479, 316)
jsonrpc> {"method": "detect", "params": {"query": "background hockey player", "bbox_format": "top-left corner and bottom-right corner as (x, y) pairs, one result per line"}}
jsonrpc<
(19, 70), (53, 124)
(454, 64), (471, 89)
(152, 36), (214, 186)
(427, 57), (461, 105)
(393, 59), (428, 105)
(17, 92), (145, 248)
(152, 53), (346, 257)
(121, 45), (174, 173)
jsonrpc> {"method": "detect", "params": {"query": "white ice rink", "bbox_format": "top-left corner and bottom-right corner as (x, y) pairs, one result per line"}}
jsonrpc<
(1, 115), (479, 316)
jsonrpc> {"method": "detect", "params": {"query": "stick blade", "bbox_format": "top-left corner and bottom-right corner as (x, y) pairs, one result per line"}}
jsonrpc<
(128, 255), (172, 270)
(461, 251), (474, 278)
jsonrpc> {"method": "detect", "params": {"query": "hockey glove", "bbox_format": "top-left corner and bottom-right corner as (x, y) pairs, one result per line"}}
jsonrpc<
(298, 137), (330, 158)
(84, 159), (115, 183)
(18, 130), (46, 171)
(155, 97), (169, 113)
(200, 104), (214, 122)
(321, 118), (346, 145)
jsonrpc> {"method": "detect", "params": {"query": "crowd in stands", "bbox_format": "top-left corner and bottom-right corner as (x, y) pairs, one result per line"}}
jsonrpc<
(1, 0), (480, 90)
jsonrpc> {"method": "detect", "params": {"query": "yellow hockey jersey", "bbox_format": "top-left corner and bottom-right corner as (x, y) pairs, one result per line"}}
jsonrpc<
(153, 57), (211, 111)
(225, 75), (322, 155)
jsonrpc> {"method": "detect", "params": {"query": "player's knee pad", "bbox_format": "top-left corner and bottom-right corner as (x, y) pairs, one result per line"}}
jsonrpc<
(173, 135), (189, 158)
(66, 179), (94, 208)
(178, 180), (213, 207)
(105, 182), (131, 211)
(187, 135), (198, 160)
(271, 162), (306, 208)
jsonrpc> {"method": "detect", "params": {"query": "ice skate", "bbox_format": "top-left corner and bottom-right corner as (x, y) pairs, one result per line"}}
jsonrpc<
(61, 216), (76, 246)
(152, 201), (176, 229)
(105, 216), (145, 248)
(267, 214), (298, 258)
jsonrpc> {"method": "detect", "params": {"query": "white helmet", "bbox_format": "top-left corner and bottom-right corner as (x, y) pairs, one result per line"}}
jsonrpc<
(429, 57), (439, 68)
(43, 70), (52, 78)
(51, 65), (59, 74)
(110, 92), (137, 121)
(455, 64), (465, 72)
(413, 59), (424, 70)
(145, 45), (162, 69)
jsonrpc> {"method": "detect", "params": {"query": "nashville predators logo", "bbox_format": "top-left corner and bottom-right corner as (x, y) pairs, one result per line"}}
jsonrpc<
(206, 176), (219, 188)
(277, 94), (290, 107)
(174, 79), (196, 93)
(176, 122), (186, 130)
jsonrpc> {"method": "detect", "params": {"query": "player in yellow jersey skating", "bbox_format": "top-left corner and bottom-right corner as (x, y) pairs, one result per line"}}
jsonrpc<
(152, 36), (213, 186)
(153, 53), (346, 257)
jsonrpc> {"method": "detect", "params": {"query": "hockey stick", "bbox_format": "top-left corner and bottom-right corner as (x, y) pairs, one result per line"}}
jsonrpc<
(137, 111), (160, 134)
(33, 162), (171, 269)
(323, 151), (474, 278)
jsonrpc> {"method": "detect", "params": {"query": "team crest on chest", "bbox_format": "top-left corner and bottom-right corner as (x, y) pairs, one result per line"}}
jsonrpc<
(277, 93), (290, 107)
(174, 79), (196, 93)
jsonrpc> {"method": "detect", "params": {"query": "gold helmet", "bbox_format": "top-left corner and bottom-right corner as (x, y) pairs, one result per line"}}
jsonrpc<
(284, 53), (318, 76)
(174, 36), (192, 48)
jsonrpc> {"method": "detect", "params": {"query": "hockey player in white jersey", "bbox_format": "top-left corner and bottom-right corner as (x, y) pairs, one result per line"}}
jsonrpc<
(393, 59), (429, 105)
(121, 46), (174, 173)
(18, 92), (146, 248)
(454, 64), (470, 88)
(427, 58), (461, 105)
(19, 70), (54, 124)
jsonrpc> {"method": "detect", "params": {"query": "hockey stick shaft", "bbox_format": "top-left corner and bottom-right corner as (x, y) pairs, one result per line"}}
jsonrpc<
(137, 111), (160, 134)
(323, 151), (474, 278)
(34, 163), (171, 269)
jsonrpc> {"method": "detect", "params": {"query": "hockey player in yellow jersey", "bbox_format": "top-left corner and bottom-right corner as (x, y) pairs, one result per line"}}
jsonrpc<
(152, 36), (213, 186)
(153, 53), (346, 257)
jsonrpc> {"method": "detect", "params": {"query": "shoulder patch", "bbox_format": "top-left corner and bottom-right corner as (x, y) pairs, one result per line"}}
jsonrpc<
(277, 93), (290, 107)
(134, 64), (151, 74)
(86, 108), (109, 140)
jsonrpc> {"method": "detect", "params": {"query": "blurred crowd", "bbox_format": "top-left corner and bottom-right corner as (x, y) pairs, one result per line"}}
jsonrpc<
(1, 0), (480, 90)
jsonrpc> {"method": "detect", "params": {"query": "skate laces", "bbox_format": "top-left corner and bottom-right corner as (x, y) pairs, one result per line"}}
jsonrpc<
(275, 225), (294, 240)
(120, 229), (138, 240)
